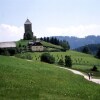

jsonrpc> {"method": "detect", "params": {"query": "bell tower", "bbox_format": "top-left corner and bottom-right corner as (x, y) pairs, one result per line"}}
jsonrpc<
(24, 19), (32, 33)
(23, 19), (34, 40)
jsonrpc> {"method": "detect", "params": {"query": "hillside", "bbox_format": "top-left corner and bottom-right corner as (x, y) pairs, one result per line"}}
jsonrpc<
(54, 35), (100, 49)
(27, 50), (100, 77)
(75, 44), (100, 55)
(0, 55), (100, 100)
(16, 40), (62, 51)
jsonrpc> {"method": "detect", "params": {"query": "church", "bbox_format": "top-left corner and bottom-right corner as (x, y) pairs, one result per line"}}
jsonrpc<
(23, 19), (36, 40)
(24, 19), (44, 51)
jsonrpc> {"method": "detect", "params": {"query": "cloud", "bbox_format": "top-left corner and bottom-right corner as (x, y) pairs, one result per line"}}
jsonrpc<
(47, 24), (100, 37)
(0, 24), (100, 42)
(0, 24), (24, 42)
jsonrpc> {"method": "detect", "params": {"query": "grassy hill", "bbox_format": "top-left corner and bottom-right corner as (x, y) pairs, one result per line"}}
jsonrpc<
(41, 41), (62, 49)
(0, 55), (100, 100)
(24, 50), (100, 77)
(16, 40), (62, 51)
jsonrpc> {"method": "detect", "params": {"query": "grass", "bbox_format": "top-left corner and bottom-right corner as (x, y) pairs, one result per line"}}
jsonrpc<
(29, 50), (100, 66)
(22, 50), (100, 77)
(0, 55), (100, 100)
(16, 39), (30, 47)
(16, 40), (63, 51)
(41, 41), (62, 49)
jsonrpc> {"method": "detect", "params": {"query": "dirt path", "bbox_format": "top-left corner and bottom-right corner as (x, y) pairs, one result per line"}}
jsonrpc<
(58, 67), (100, 85)
(26, 60), (100, 84)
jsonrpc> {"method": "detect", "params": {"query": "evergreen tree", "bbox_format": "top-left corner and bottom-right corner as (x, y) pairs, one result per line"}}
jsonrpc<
(43, 37), (47, 42)
(40, 37), (43, 41)
(65, 55), (72, 67)
(60, 40), (70, 51)
(47, 37), (50, 42)
(23, 32), (33, 40)
(82, 46), (91, 54)
(96, 48), (100, 59)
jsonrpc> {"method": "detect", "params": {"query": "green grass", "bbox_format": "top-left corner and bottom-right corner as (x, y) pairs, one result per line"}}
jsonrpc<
(29, 50), (100, 66)
(24, 50), (100, 77)
(0, 55), (100, 100)
(16, 40), (63, 51)
(16, 39), (30, 47)
(41, 41), (62, 49)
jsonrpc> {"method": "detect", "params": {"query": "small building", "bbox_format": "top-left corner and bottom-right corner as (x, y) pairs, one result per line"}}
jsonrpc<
(28, 41), (44, 52)
(0, 42), (16, 48)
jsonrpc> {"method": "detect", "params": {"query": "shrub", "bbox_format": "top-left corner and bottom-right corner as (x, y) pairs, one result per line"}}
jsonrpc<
(65, 55), (72, 67)
(91, 65), (98, 71)
(41, 53), (55, 64)
(58, 59), (64, 66)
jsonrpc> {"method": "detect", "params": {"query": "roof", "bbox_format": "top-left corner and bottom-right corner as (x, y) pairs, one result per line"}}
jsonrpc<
(24, 19), (32, 24)
(0, 42), (16, 48)
(28, 41), (43, 46)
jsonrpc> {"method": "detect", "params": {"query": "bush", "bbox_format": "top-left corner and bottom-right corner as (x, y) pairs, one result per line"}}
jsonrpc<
(58, 59), (64, 66)
(91, 65), (98, 71)
(65, 55), (72, 67)
(41, 53), (55, 64)
(0, 48), (17, 56)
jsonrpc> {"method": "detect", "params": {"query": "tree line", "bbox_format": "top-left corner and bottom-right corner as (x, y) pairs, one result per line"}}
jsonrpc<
(80, 46), (100, 59)
(40, 37), (70, 51)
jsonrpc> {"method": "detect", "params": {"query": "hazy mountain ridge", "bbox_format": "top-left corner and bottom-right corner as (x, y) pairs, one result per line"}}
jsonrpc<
(54, 35), (100, 49)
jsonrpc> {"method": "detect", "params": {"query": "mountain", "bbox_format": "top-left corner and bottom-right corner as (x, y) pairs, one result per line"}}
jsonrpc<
(75, 44), (100, 55)
(54, 35), (100, 49)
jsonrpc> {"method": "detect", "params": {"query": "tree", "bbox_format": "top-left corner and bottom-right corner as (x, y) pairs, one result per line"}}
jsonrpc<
(23, 31), (33, 40)
(50, 37), (55, 44)
(41, 53), (55, 64)
(60, 40), (70, 51)
(82, 46), (91, 54)
(46, 37), (50, 42)
(96, 48), (100, 59)
(65, 55), (72, 67)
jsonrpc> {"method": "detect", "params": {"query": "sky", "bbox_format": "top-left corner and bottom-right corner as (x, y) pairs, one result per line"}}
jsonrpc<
(0, 0), (100, 42)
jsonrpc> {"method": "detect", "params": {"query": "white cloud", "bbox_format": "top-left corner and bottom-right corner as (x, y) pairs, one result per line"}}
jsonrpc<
(0, 24), (24, 42)
(47, 24), (100, 37)
(0, 24), (100, 42)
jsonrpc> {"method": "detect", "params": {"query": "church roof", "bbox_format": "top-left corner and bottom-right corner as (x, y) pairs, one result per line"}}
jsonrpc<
(24, 19), (32, 24)
(28, 41), (43, 46)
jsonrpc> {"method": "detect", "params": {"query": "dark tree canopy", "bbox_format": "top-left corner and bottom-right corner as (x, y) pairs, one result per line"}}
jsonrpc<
(60, 40), (70, 51)
(23, 32), (33, 40)
(65, 55), (72, 67)
(41, 53), (55, 64)
(40, 37), (70, 51)
(96, 48), (100, 59)
(82, 46), (91, 54)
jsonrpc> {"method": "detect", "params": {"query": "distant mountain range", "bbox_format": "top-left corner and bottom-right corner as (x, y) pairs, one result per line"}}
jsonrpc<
(54, 35), (100, 49)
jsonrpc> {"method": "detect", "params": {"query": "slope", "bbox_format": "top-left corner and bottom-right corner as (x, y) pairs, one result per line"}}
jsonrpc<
(0, 55), (100, 100)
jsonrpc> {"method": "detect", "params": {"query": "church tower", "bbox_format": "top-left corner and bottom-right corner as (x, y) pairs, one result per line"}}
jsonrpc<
(23, 19), (34, 40)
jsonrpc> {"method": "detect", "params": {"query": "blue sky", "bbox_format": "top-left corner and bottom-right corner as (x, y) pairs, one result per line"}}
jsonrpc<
(0, 0), (100, 41)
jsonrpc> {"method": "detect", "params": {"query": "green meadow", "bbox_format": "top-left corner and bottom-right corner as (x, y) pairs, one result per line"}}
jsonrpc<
(27, 50), (100, 77)
(0, 55), (100, 100)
